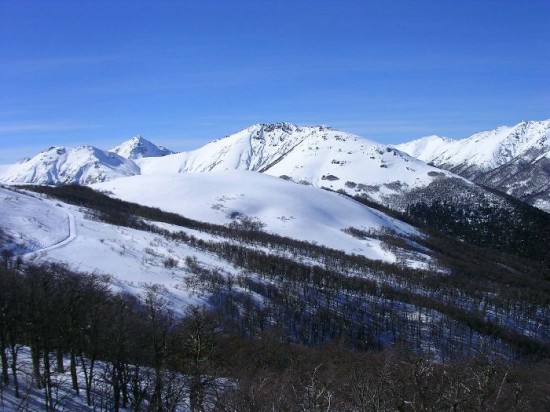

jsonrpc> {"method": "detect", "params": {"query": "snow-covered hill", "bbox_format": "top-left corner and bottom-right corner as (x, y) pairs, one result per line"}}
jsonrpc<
(111, 135), (174, 159)
(0, 145), (140, 185)
(94, 171), (418, 261)
(0, 177), (426, 315)
(396, 120), (550, 212)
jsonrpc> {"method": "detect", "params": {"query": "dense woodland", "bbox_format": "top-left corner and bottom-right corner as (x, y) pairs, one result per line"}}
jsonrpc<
(387, 178), (550, 264)
(0, 184), (549, 410)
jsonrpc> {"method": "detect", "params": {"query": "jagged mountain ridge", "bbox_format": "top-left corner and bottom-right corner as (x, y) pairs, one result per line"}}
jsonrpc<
(396, 120), (550, 212)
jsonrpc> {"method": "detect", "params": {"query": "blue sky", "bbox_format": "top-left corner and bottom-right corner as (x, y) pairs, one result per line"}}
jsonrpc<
(1, 0), (548, 163)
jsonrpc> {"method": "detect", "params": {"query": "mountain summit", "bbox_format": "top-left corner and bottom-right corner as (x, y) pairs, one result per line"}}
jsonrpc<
(134, 122), (457, 205)
(111, 135), (174, 160)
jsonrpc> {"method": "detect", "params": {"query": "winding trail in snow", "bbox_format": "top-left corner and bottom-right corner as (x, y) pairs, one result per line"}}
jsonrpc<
(22, 209), (77, 258)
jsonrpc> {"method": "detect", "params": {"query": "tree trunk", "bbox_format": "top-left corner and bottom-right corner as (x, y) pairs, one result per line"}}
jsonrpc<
(43, 349), (54, 411)
(31, 343), (42, 389)
(0, 340), (8, 386)
(112, 363), (120, 412)
(120, 364), (129, 409)
(9, 343), (19, 398)
(56, 348), (65, 373)
(80, 352), (95, 406)
(70, 351), (79, 393)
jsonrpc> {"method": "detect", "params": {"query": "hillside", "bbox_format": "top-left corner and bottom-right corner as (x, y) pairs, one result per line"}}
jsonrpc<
(1, 179), (549, 409)
(93, 171), (417, 262)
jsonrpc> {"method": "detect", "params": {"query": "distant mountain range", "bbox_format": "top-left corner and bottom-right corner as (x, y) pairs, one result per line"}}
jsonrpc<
(396, 120), (550, 212)
(1, 120), (549, 213)
(0, 123), (458, 206)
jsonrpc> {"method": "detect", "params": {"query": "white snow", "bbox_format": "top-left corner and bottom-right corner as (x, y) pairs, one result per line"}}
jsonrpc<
(94, 171), (417, 261)
(0, 145), (140, 185)
(0, 123), (458, 204)
(396, 119), (550, 171)
(136, 123), (456, 204)
(0, 178), (419, 321)
(1, 187), (211, 309)
(0, 187), (71, 254)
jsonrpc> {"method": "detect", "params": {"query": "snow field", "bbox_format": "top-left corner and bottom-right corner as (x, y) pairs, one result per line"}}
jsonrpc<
(94, 170), (419, 261)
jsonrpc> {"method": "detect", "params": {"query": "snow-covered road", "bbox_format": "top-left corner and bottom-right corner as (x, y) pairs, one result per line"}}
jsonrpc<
(22, 209), (77, 258)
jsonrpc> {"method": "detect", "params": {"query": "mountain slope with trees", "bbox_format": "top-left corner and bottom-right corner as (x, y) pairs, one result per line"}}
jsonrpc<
(397, 119), (550, 212)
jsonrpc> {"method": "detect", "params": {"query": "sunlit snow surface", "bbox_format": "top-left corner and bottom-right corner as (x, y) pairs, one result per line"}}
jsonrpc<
(94, 171), (417, 260)
(396, 120), (550, 212)
(0, 145), (139, 185)
(111, 135), (173, 159)
(397, 120), (550, 171)
(0, 187), (70, 254)
(1, 187), (208, 309)
(136, 123), (455, 204)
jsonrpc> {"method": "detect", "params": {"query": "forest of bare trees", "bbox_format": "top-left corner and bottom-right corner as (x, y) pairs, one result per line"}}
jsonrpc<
(1, 261), (550, 411)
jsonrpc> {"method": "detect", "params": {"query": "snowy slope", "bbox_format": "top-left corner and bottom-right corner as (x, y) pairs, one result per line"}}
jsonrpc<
(0, 186), (218, 308)
(137, 123), (458, 204)
(94, 171), (417, 261)
(0, 186), (72, 254)
(135, 123), (319, 174)
(0, 179), (425, 322)
(111, 135), (174, 159)
(0, 145), (140, 185)
(395, 135), (454, 163)
(396, 120), (550, 212)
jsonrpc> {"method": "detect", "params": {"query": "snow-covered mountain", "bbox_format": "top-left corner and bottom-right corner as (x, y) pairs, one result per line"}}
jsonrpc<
(0, 145), (140, 185)
(0, 123), (458, 206)
(396, 120), (550, 212)
(111, 135), (174, 159)
(137, 122), (459, 205)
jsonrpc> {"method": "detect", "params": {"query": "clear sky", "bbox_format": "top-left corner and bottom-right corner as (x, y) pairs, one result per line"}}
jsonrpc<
(0, 0), (548, 163)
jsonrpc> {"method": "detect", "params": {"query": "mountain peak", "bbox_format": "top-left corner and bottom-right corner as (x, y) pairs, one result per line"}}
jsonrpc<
(244, 122), (334, 136)
(111, 136), (174, 160)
